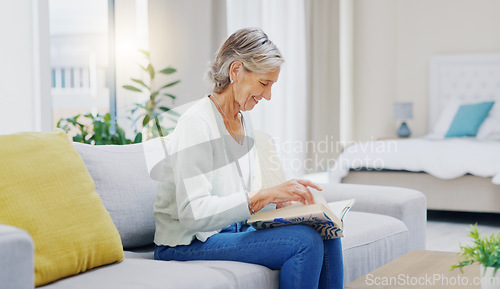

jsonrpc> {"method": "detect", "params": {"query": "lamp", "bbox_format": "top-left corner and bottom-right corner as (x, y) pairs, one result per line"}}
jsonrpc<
(394, 102), (413, 137)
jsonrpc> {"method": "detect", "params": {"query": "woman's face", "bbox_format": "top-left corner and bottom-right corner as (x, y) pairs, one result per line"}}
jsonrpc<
(232, 64), (280, 111)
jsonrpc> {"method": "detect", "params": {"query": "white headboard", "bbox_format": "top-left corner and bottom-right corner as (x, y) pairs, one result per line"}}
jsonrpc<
(428, 53), (500, 132)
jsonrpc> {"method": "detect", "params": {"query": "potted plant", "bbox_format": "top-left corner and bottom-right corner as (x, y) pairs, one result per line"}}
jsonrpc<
(451, 224), (500, 289)
(57, 113), (138, 145)
(123, 50), (181, 140)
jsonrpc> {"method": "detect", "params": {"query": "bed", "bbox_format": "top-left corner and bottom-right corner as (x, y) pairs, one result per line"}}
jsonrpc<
(330, 53), (500, 213)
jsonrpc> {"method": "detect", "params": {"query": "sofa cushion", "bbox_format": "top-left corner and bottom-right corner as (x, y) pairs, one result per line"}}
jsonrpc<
(39, 257), (279, 289)
(0, 225), (34, 289)
(0, 130), (124, 286)
(73, 142), (158, 249)
(341, 211), (409, 283)
(122, 212), (410, 286)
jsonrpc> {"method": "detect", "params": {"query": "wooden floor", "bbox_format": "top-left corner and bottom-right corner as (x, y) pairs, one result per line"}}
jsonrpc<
(426, 210), (500, 252)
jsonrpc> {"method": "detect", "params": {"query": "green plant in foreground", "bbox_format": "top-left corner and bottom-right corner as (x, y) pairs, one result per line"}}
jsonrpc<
(57, 113), (140, 145)
(451, 223), (500, 276)
(123, 49), (180, 140)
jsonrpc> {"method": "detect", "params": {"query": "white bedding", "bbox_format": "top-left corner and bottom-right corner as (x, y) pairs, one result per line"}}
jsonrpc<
(330, 137), (500, 185)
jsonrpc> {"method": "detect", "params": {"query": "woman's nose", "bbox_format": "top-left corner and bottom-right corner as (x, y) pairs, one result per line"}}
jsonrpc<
(262, 89), (272, 101)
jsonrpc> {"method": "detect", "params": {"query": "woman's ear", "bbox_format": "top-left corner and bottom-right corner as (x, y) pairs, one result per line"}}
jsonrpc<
(230, 61), (243, 82)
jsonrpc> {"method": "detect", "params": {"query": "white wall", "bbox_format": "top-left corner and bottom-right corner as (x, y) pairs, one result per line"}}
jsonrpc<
(352, 0), (500, 141)
(0, 0), (51, 134)
(147, 0), (227, 106)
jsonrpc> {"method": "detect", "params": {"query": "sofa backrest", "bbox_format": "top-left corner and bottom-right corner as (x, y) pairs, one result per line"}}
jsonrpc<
(73, 131), (286, 249)
(73, 142), (157, 249)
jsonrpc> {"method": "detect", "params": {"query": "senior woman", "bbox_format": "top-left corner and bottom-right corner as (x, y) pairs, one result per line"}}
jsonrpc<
(153, 28), (343, 289)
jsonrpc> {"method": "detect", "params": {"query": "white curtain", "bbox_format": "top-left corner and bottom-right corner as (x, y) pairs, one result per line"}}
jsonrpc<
(226, 0), (308, 179)
(305, 0), (341, 176)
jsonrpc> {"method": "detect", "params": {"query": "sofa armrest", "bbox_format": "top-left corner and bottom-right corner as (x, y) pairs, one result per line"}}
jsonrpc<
(319, 183), (427, 251)
(0, 224), (34, 289)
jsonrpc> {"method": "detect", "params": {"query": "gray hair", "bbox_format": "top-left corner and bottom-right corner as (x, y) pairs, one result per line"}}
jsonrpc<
(206, 27), (284, 93)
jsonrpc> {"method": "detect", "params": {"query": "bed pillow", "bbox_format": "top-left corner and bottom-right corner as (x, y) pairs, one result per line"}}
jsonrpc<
(476, 117), (500, 140)
(476, 102), (500, 140)
(428, 100), (462, 138)
(0, 130), (124, 286)
(445, 101), (495, 138)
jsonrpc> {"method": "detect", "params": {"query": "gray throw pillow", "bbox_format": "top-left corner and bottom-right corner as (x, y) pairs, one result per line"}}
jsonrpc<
(73, 142), (158, 249)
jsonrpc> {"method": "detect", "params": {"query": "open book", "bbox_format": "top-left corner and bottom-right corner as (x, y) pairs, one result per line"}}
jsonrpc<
(246, 191), (355, 240)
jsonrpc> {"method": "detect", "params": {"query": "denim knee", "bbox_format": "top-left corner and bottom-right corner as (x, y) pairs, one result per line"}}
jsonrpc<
(285, 225), (324, 255)
(278, 225), (324, 288)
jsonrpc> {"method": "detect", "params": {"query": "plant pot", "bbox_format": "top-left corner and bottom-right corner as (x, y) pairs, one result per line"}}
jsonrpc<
(481, 265), (500, 289)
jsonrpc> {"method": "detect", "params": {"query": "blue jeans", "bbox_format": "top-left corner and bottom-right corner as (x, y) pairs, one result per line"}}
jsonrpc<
(154, 224), (343, 289)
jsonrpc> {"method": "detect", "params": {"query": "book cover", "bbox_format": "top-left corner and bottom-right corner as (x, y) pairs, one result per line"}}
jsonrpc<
(246, 193), (355, 240)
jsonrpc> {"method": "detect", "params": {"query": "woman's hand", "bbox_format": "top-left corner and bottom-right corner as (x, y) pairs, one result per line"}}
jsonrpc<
(276, 201), (293, 209)
(249, 179), (322, 213)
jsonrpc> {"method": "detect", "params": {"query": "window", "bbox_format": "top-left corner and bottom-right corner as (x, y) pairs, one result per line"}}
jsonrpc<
(49, 0), (149, 140)
(49, 0), (110, 127)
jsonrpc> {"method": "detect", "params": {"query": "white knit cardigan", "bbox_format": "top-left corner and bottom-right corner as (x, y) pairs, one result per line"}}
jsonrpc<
(153, 96), (263, 247)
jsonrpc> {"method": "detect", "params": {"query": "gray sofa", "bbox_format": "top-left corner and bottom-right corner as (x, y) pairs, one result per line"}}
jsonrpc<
(1, 141), (426, 289)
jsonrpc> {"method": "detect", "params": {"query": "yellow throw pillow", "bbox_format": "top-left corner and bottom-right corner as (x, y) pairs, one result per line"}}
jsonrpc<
(0, 129), (124, 286)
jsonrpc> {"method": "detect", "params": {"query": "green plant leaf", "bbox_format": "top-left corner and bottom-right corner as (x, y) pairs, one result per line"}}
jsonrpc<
(93, 122), (103, 145)
(135, 102), (147, 110)
(123, 85), (142, 92)
(452, 223), (500, 273)
(73, 134), (84, 143)
(150, 91), (160, 100)
(125, 50), (181, 140)
(138, 49), (150, 58)
(131, 78), (150, 90)
(104, 113), (111, 122)
(147, 64), (155, 80)
(116, 129), (126, 145)
(163, 93), (177, 100)
(153, 118), (164, 137)
(159, 67), (176, 74)
(134, 132), (142, 143)
(160, 80), (181, 90)
(166, 110), (181, 117)
(142, 114), (151, 127)
(63, 118), (77, 126)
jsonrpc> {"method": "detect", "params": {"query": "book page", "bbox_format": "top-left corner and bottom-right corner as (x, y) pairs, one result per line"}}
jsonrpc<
(248, 203), (327, 222)
(248, 190), (353, 224)
(313, 190), (355, 221)
(327, 199), (355, 221)
(312, 189), (328, 206)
